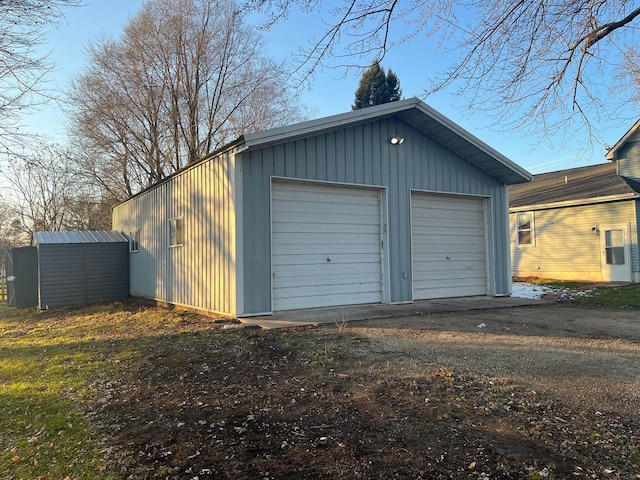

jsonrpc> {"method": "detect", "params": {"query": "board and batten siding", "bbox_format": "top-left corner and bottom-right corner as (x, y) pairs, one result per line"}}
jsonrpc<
(241, 117), (509, 314)
(112, 150), (240, 316)
(510, 201), (639, 281)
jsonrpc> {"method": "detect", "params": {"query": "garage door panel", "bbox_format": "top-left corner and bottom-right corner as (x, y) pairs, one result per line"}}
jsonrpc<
(272, 181), (383, 311)
(273, 221), (380, 236)
(273, 253), (381, 267)
(412, 235), (485, 249)
(273, 185), (380, 203)
(272, 231), (380, 246)
(274, 201), (381, 217)
(273, 217), (381, 230)
(272, 242), (380, 255)
(274, 281), (382, 299)
(414, 231), (484, 245)
(275, 273), (380, 286)
(414, 285), (485, 299)
(413, 260), (487, 274)
(411, 192), (487, 300)
(412, 252), (482, 262)
(412, 210), (483, 225)
(273, 291), (382, 311)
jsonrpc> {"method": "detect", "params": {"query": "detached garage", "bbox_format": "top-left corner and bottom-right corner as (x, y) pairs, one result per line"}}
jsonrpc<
(113, 98), (531, 317)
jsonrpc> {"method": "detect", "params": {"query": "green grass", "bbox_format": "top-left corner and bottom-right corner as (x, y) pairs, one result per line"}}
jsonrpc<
(0, 301), (219, 479)
(570, 284), (640, 309)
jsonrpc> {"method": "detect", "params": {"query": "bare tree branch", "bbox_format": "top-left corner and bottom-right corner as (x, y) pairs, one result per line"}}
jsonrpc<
(69, 0), (306, 199)
(247, 0), (640, 142)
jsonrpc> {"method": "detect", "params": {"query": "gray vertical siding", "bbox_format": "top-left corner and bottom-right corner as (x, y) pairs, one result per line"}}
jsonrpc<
(617, 141), (640, 181)
(241, 117), (508, 314)
(112, 151), (238, 315)
(510, 200), (639, 281)
(38, 243), (129, 308)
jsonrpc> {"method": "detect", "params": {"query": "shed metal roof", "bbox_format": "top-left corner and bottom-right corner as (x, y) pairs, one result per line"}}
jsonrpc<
(243, 97), (532, 185)
(33, 230), (128, 245)
(509, 162), (640, 209)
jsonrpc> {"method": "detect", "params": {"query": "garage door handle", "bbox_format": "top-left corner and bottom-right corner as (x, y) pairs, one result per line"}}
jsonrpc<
(446, 256), (451, 260)
(326, 257), (332, 262)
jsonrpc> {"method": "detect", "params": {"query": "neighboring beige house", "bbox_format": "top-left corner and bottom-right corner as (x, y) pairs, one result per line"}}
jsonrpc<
(509, 121), (640, 283)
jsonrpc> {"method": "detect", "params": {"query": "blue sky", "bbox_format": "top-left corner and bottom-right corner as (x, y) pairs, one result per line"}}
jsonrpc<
(22, 0), (637, 174)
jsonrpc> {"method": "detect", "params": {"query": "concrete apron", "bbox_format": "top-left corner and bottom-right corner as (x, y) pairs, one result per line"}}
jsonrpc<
(241, 296), (548, 329)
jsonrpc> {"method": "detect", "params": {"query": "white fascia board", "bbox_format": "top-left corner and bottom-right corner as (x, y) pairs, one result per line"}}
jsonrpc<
(509, 193), (639, 212)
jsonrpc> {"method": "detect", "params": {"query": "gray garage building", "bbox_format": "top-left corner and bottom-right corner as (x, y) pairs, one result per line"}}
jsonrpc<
(112, 98), (532, 317)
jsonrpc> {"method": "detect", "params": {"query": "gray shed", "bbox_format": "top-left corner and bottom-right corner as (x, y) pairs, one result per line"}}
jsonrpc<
(30, 230), (129, 309)
(113, 98), (532, 317)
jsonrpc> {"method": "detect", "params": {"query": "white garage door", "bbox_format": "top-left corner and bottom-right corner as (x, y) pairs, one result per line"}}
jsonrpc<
(411, 192), (487, 300)
(271, 181), (383, 311)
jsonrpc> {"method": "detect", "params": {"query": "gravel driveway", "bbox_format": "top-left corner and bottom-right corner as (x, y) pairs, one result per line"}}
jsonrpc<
(347, 303), (640, 415)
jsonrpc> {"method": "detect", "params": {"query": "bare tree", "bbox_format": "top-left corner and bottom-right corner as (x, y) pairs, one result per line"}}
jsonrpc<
(69, 0), (306, 199)
(0, 0), (81, 150)
(248, 0), (640, 141)
(0, 145), (111, 237)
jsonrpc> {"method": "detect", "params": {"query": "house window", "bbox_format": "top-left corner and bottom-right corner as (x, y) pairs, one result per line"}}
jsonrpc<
(169, 217), (183, 247)
(605, 229), (625, 265)
(129, 229), (140, 253)
(516, 212), (534, 246)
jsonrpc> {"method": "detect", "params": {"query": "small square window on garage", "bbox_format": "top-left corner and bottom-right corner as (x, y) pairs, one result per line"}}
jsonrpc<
(169, 217), (183, 247)
(129, 229), (140, 252)
(517, 212), (534, 246)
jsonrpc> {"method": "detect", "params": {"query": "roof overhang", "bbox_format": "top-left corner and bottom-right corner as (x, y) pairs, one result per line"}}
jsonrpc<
(243, 98), (532, 186)
(606, 118), (640, 160)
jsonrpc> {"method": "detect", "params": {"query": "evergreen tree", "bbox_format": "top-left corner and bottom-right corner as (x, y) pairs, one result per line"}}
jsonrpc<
(386, 69), (402, 102)
(352, 61), (402, 109)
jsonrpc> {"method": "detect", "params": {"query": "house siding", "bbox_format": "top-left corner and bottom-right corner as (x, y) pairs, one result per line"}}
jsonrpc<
(241, 117), (509, 314)
(616, 140), (640, 181)
(510, 201), (639, 281)
(635, 199), (640, 281)
(112, 150), (238, 316)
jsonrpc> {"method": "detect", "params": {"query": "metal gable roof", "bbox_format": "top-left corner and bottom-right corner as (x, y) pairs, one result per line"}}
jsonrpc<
(243, 97), (532, 185)
(32, 230), (128, 245)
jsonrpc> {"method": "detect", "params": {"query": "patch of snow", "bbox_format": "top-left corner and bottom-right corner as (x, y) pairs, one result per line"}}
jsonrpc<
(560, 289), (594, 301)
(511, 282), (559, 300)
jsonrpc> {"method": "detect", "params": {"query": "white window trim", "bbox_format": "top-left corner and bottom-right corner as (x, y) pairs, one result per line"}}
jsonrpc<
(129, 229), (140, 253)
(169, 217), (184, 248)
(516, 211), (535, 247)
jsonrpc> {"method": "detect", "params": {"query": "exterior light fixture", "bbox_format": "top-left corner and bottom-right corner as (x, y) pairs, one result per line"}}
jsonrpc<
(390, 136), (404, 145)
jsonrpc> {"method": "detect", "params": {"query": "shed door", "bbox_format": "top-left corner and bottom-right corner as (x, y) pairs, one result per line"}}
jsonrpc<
(411, 192), (487, 299)
(6, 247), (38, 308)
(271, 181), (383, 311)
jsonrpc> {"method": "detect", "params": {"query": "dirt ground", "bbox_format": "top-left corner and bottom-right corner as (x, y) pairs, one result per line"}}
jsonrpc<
(93, 303), (640, 479)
